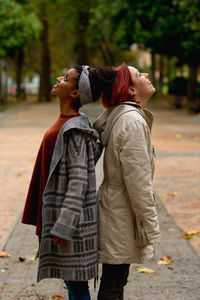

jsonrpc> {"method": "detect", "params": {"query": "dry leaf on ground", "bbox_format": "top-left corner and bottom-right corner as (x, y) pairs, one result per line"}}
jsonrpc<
(184, 230), (200, 240)
(28, 255), (36, 261)
(51, 295), (64, 300)
(157, 256), (173, 265)
(175, 133), (182, 139)
(137, 267), (155, 274)
(184, 235), (194, 240)
(192, 215), (200, 220)
(0, 252), (11, 258)
(169, 228), (175, 232)
(168, 192), (178, 197)
(184, 230), (200, 237)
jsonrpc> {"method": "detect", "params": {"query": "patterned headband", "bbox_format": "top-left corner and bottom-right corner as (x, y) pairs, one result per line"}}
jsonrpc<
(78, 66), (93, 106)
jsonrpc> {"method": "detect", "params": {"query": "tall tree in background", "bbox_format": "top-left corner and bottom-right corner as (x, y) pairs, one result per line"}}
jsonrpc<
(177, 0), (200, 110)
(54, 0), (91, 65)
(0, 0), (40, 103)
(38, 0), (51, 102)
(88, 0), (135, 65)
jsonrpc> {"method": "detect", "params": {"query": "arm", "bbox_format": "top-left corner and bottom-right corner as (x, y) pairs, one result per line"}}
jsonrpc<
(119, 119), (159, 246)
(92, 140), (103, 164)
(50, 130), (89, 240)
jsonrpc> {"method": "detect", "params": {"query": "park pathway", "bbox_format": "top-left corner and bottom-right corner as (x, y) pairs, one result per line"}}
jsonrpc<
(0, 101), (200, 299)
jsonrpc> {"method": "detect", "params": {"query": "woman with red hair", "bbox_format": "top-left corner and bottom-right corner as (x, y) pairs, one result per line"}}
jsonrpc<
(94, 63), (160, 299)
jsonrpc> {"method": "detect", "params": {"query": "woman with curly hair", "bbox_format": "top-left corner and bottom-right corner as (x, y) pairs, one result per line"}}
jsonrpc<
(22, 65), (115, 300)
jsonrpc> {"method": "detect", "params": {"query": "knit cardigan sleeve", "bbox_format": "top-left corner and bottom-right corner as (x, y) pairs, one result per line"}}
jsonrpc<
(93, 141), (103, 164)
(50, 130), (89, 240)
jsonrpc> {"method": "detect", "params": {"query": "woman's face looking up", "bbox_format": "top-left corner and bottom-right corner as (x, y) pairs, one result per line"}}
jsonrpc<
(128, 66), (156, 107)
(52, 68), (79, 101)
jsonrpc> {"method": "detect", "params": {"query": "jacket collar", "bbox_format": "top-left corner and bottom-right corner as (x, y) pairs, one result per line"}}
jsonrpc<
(93, 102), (153, 146)
(47, 114), (98, 187)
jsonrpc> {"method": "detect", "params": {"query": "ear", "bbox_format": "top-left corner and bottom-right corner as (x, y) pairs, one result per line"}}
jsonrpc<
(71, 89), (79, 99)
(128, 86), (136, 97)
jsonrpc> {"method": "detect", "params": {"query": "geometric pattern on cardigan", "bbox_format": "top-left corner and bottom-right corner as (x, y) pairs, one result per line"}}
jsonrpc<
(37, 116), (102, 282)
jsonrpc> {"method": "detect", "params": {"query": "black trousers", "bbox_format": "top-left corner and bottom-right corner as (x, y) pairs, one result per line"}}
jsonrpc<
(97, 264), (130, 300)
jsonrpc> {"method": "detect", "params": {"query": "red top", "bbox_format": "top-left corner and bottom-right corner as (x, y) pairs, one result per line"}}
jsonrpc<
(22, 114), (80, 236)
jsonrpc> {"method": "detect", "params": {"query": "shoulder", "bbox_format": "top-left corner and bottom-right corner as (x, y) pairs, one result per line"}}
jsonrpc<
(112, 110), (151, 148)
(64, 129), (90, 145)
(121, 109), (146, 123)
(115, 109), (148, 133)
(61, 114), (99, 140)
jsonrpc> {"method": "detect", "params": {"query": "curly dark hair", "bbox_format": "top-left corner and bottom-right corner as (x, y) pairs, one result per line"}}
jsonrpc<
(73, 65), (115, 105)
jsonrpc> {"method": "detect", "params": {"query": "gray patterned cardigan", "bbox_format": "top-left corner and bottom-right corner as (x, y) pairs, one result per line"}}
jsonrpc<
(37, 114), (102, 282)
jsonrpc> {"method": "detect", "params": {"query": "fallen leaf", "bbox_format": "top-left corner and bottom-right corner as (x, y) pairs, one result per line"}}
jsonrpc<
(28, 256), (36, 261)
(50, 295), (64, 300)
(137, 267), (155, 274)
(184, 230), (200, 237)
(169, 228), (175, 232)
(18, 256), (26, 262)
(175, 133), (182, 139)
(0, 252), (11, 258)
(168, 192), (177, 197)
(193, 136), (200, 141)
(184, 235), (194, 240)
(157, 256), (173, 265)
(16, 173), (21, 177)
(192, 215), (200, 220)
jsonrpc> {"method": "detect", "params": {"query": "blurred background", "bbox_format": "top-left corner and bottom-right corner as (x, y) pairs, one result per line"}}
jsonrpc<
(0, 0), (200, 113)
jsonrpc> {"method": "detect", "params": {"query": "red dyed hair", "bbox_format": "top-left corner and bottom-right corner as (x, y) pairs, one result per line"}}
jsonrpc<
(101, 62), (133, 108)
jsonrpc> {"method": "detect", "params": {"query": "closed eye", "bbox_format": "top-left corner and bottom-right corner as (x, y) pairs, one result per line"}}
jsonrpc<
(64, 74), (69, 81)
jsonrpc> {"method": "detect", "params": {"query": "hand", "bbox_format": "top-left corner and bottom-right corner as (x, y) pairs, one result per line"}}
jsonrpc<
(53, 236), (67, 245)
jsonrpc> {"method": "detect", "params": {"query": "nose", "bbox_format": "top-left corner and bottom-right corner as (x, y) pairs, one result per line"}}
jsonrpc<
(57, 76), (62, 82)
(142, 73), (149, 78)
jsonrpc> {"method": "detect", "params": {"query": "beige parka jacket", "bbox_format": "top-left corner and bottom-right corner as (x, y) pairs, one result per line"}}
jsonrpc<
(93, 102), (160, 264)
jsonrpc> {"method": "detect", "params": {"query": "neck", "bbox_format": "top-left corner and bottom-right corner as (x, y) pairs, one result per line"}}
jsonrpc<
(59, 99), (79, 115)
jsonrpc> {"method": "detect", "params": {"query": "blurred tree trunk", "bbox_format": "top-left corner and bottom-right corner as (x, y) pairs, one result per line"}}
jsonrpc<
(100, 40), (115, 65)
(38, 1), (51, 102)
(100, 43), (110, 65)
(74, 0), (89, 65)
(167, 57), (171, 79)
(159, 54), (164, 94)
(151, 51), (156, 87)
(187, 64), (198, 111)
(74, 33), (89, 65)
(0, 60), (2, 104)
(0, 58), (8, 105)
(16, 49), (25, 100)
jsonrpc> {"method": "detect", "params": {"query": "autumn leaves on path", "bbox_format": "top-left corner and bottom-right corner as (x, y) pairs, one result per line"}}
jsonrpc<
(152, 107), (200, 256)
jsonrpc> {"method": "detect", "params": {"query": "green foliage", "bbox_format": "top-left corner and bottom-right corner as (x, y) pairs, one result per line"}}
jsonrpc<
(177, 0), (200, 64)
(0, 0), (41, 57)
(87, 0), (134, 64)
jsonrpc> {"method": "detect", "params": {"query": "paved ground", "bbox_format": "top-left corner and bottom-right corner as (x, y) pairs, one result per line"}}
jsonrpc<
(0, 101), (200, 299)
